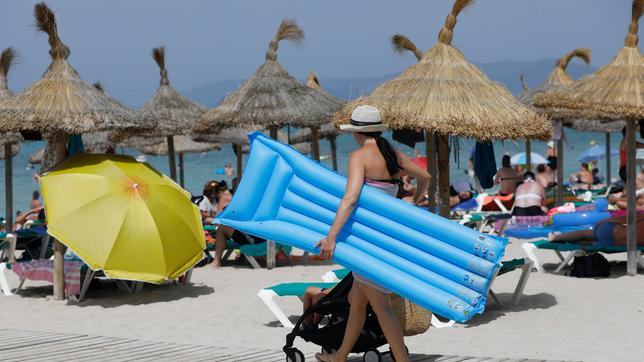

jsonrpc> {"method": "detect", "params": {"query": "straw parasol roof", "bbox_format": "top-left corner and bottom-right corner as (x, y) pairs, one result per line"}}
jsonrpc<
(535, 0), (644, 121)
(333, 0), (550, 141)
(138, 135), (220, 155)
(0, 4), (135, 135)
(392, 34), (424, 62)
(518, 48), (592, 105)
(132, 47), (207, 137)
(193, 18), (345, 133)
(0, 47), (23, 146)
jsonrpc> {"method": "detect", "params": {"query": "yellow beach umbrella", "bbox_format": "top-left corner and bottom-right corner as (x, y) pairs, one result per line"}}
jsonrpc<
(40, 154), (205, 283)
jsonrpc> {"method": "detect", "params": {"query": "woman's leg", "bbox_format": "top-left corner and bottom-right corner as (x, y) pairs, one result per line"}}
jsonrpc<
(315, 281), (368, 362)
(213, 225), (234, 267)
(361, 286), (408, 362)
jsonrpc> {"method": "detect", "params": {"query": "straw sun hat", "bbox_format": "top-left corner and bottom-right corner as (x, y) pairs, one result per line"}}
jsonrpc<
(340, 105), (389, 133)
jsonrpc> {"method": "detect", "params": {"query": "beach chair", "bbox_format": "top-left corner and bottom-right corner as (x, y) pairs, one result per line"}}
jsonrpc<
(203, 225), (292, 269)
(522, 239), (644, 273)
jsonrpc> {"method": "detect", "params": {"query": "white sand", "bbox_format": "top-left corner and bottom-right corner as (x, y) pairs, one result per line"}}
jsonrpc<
(0, 239), (642, 362)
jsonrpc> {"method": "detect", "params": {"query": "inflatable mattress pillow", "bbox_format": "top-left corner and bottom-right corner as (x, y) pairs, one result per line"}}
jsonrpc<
(215, 132), (508, 323)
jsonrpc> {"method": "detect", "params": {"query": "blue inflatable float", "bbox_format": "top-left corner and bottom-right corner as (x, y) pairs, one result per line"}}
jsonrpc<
(215, 133), (508, 322)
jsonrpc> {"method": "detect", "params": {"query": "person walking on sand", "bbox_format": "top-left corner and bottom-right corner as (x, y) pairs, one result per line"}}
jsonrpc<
(314, 106), (430, 362)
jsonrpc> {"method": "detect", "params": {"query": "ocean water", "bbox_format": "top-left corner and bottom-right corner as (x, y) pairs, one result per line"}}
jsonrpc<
(0, 129), (624, 218)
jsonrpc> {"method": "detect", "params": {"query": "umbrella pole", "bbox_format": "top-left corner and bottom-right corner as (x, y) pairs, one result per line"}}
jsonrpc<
(525, 140), (532, 172)
(311, 127), (320, 161)
(556, 138), (564, 207)
(329, 136), (338, 171)
(167, 136), (177, 181)
(437, 134), (451, 217)
(605, 133), (612, 185)
(626, 121), (638, 276)
(264, 129), (277, 270)
(425, 132), (438, 211)
(4, 145), (13, 237)
(235, 144), (243, 180)
(178, 153), (185, 188)
(43, 133), (68, 300)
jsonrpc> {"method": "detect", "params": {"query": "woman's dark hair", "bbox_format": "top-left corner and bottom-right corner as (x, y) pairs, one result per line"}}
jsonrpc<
(502, 155), (511, 168)
(203, 180), (219, 199)
(537, 164), (546, 173)
(359, 132), (401, 176)
(523, 171), (536, 181)
(581, 162), (589, 171)
(32, 190), (40, 200)
(547, 156), (557, 170)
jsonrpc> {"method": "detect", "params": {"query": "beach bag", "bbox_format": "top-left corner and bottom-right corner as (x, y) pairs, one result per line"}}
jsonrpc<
(391, 294), (432, 336)
(567, 253), (610, 278)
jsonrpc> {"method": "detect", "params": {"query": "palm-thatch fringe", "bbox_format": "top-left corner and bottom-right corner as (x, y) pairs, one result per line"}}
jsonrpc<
(518, 48), (591, 105)
(535, 0), (644, 121)
(307, 72), (321, 89)
(0, 47), (23, 144)
(0, 3), (135, 134)
(193, 18), (344, 133)
(122, 47), (207, 139)
(334, 0), (550, 141)
(565, 119), (626, 133)
(392, 34), (423, 61)
(137, 134), (220, 155)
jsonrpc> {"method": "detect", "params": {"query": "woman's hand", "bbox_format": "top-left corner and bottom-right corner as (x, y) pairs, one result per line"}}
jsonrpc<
(314, 234), (337, 260)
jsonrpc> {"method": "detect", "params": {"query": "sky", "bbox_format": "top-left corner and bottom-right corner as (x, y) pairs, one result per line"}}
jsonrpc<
(0, 0), (635, 105)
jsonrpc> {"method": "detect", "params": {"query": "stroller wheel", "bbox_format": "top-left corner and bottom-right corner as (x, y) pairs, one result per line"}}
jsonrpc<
(389, 345), (410, 361)
(362, 348), (382, 362)
(285, 347), (305, 362)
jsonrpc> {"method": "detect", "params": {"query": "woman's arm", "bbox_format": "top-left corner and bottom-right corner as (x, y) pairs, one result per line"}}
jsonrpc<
(314, 152), (365, 259)
(397, 151), (430, 205)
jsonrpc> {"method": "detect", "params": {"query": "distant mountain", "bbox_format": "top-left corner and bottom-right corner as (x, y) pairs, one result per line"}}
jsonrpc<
(182, 58), (596, 107)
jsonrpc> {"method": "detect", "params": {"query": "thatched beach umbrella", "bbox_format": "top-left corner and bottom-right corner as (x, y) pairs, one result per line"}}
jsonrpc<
(128, 47), (207, 182)
(0, 3), (136, 300)
(138, 135), (220, 187)
(536, 0), (644, 275)
(518, 48), (591, 181)
(304, 71), (343, 168)
(0, 47), (21, 230)
(193, 18), (344, 141)
(390, 33), (440, 209)
(334, 0), (550, 216)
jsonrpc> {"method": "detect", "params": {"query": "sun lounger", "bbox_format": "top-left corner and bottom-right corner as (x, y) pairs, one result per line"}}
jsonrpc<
(204, 225), (292, 269)
(522, 239), (644, 273)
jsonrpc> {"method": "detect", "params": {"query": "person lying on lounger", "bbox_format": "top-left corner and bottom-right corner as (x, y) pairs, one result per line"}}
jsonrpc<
(549, 215), (644, 247)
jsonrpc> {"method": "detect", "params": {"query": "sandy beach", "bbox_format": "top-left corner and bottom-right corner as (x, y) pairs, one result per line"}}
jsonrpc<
(0, 238), (641, 362)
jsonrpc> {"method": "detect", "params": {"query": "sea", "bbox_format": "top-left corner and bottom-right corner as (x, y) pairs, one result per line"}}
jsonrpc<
(0, 129), (625, 218)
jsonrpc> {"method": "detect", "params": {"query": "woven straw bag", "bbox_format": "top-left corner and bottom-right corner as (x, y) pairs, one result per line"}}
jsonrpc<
(390, 294), (432, 336)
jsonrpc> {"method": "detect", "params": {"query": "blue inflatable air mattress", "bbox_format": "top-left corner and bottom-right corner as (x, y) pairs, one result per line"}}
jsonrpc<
(215, 133), (508, 322)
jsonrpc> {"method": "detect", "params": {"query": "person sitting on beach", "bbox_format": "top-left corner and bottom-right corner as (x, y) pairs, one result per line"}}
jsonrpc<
(513, 172), (546, 216)
(315, 105), (429, 362)
(12, 207), (45, 231)
(494, 155), (519, 196)
(608, 172), (644, 210)
(619, 127), (644, 182)
(535, 164), (555, 189)
(569, 163), (594, 188)
(27, 191), (42, 221)
(549, 215), (644, 247)
(449, 180), (473, 207)
(198, 181), (219, 224)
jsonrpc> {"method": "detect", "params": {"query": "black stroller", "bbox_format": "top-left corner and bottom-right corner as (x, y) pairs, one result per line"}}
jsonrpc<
(283, 273), (404, 362)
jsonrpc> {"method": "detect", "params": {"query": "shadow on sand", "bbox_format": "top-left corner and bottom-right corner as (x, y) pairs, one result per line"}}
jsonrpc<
(465, 292), (557, 327)
(13, 281), (214, 308)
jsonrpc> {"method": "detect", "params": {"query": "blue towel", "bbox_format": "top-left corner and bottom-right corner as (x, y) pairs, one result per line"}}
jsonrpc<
(474, 141), (496, 189)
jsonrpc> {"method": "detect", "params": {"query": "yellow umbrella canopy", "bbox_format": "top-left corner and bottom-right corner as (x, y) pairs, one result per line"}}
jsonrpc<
(334, 0), (550, 141)
(535, 0), (644, 121)
(193, 18), (345, 133)
(40, 154), (205, 283)
(0, 4), (135, 135)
